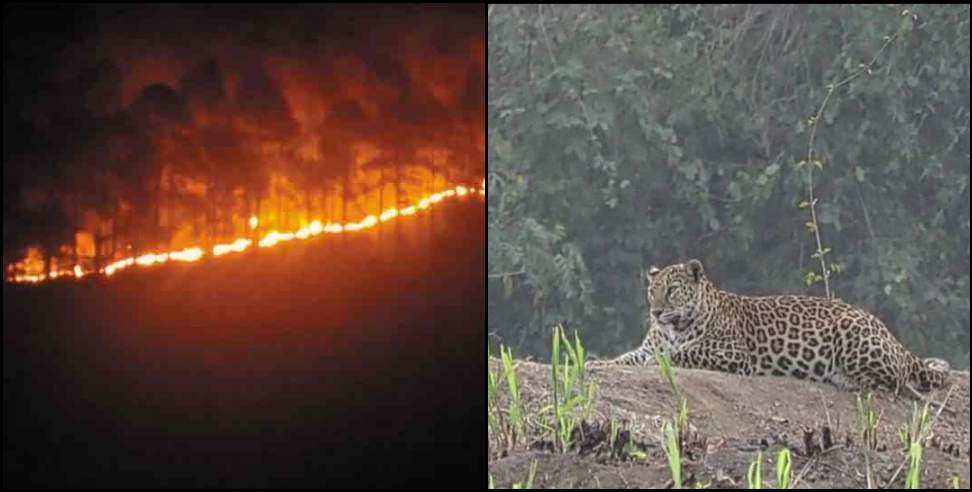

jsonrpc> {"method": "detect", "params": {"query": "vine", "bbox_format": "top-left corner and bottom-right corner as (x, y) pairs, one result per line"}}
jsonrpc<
(798, 6), (918, 299)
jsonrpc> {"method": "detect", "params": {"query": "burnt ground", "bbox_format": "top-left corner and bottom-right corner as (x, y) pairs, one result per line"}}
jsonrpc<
(4, 200), (485, 488)
(489, 359), (970, 489)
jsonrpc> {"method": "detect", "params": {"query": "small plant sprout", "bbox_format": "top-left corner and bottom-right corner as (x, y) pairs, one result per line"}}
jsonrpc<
(748, 451), (763, 490)
(549, 325), (597, 453)
(488, 347), (498, 433)
(609, 417), (619, 450)
(903, 401), (931, 490)
(905, 440), (923, 489)
(677, 397), (689, 438)
(856, 393), (880, 450)
(511, 460), (538, 490)
(950, 477), (961, 489)
(900, 401), (931, 450)
(775, 448), (792, 490)
(500, 345), (523, 440)
(654, 345), (680, 396)
(661, 420), (683, 489)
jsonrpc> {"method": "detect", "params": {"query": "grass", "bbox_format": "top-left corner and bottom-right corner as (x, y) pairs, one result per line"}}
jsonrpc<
(511, 460), (538, 489)
(899, 401), (931, 451)
(748, 449), (791, 489)
(906, 440), (924, 490)
(661, 420), (683, 489)
(856, 393), (880, 450)
(489, 474), (495, 489)
(748, 451), (763, 489)
(855, 393), (881, 489)
(775, 448), (792, 490)
(677, 397), (689, 439)
(488, 347), (498, 433)
(547, 325), (596, 453)
(654, 346), (680, 397)
(609, 417), (619, 451)
(951, 477), (961, 489)
(501, 345), (524, 440)
(653, 342), (690, 489)
(903, 402), (931, 490)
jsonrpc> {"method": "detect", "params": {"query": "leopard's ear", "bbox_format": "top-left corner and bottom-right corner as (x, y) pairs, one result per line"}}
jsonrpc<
(645, 266), (661, 287)
(686, 259), (704, 284)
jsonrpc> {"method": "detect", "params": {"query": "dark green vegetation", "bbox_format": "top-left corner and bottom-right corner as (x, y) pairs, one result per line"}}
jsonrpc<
(488, 5), (970, 366)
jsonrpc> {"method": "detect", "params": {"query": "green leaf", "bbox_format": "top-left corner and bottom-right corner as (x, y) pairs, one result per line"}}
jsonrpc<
(765, 163), (780, 176)
(855, 167), (866, 183)
(798, 201), (810, 209)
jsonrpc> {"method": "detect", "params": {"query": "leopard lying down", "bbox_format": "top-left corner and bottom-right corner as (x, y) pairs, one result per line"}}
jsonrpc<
(588, 259), (949, 394)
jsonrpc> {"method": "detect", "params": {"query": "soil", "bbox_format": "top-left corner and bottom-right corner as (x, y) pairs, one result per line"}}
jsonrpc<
(489, 359), (970, 489)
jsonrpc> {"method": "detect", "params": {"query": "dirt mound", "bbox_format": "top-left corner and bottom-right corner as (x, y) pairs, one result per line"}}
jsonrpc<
(489, 359), (970, 489)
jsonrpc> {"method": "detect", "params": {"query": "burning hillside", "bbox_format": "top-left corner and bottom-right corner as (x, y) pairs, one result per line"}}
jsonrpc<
(4, 4), (484, 283)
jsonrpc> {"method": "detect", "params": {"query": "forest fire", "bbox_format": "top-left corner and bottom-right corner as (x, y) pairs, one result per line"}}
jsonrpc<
(7, 181), (484, 284)
(3, 4), (484, 288)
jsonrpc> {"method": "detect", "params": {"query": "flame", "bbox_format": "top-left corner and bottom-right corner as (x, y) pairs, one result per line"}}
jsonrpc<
(7, 181), (484, 283)
(213, 240), (251, 257)
(170, 247), (204, 262)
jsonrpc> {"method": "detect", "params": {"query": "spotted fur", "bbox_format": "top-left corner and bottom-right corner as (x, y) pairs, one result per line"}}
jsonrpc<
(589, 260), (949, 394)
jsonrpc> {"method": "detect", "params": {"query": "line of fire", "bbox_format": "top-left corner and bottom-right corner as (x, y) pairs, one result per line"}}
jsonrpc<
(3, 6), (485, 284)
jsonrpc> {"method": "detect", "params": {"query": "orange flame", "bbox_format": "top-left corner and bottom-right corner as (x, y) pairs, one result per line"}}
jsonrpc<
(8, 181), (484, 283)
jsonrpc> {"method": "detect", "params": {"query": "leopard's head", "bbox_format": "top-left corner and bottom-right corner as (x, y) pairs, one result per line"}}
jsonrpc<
(645, 259), (709, 331)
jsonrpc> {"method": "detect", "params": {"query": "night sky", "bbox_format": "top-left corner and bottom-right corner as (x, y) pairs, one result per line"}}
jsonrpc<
(4, 4), (485, 488)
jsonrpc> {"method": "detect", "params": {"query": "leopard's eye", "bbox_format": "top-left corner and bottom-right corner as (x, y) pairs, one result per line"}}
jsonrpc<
(666, 285), (676, 298)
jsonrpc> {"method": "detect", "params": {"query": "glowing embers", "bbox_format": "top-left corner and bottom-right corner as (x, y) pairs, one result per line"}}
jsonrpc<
(136, 252), (169, 266)
(295, 220), (325, 239)
(213, 239), (252, 256)
(7, 179), (487, 283)
(170, 247), (204, 262)
(104, 257), (135, 277)
(258, 231), (296, 248)
(10, 274), (47, 283)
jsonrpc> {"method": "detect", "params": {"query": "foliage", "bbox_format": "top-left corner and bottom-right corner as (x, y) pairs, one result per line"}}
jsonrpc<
(501, 346), (525, 441)
(488, 5), (970, 365)
(857, 393), (880, 450)
(662, 420), (683, 489)
(775, 448), (792, 490)
(546, 325), (596, 453)
(748, 450), (763, 489)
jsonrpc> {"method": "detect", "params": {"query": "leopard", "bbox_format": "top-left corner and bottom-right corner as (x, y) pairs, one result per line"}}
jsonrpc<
(587, 259), (950, 395)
